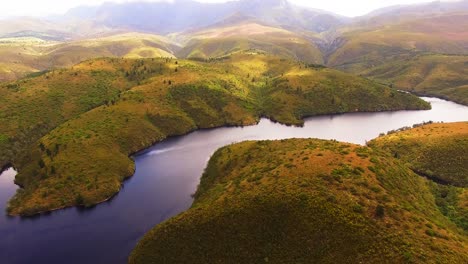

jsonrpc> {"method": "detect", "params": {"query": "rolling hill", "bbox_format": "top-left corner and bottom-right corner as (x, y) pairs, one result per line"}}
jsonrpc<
(0, 0), (467, 107)
(323, 11), (468, 105)
(362, 54), (468, 105)
(327, 13), (468, 73)
(0, 33), (178, 81)
(130, 138), (467, 263)
(0, 16), (118, 40)
(1, 53), (429, 216)
(65, 0), (346, 34)
(0, 17), (69, 37)
(0, 1), (466, 262)
(176, 21), (323, 63)
(358, 0), (468, 27)
(369, 122), (468, 231)
(370, 122), (468, 187)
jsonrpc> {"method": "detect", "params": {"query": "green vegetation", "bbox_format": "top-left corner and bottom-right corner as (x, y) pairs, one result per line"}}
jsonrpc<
(0, 33), (178, 81)
(176, 13), (468, 106)
(369, 122), (468, 232)
(325, 13), (468, 105)
(328, 13), (468, 72)
(130, 139), (467, 263)
(362, 54), (468, 105)
(430, 184), (468, 232)
(176, 22), (323, 64)
(0, 58), (162, 179)
(1, 16), (467, 106)
(369, 122), (468, 187)
(1, 52), (429, 216)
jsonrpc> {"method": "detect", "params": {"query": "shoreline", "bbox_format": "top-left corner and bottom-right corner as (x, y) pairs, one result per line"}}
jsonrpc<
(3, 95), (445, 217)
(131, 98), (433, 158)
(0, 163), (14, 176)
(398, 90), (467, 107)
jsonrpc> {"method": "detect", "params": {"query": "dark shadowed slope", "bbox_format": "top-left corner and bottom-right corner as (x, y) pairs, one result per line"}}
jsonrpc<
(130, 138), (467, 263)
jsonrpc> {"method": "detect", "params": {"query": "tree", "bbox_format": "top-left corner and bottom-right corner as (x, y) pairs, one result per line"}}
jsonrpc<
(375, 205), (385, 218)
(75, 193), (85, 205)
(38, 159), (45, 168)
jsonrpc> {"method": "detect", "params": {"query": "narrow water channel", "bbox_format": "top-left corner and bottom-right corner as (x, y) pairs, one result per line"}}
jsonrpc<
(0, 97), (467, 264)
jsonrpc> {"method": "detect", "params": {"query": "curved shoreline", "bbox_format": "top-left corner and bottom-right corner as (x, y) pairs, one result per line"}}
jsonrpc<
(0, 163), (15, 176)
(408, 91), (467, 107)
(0, 97), (467, 263)
(2, 96), (455, 217)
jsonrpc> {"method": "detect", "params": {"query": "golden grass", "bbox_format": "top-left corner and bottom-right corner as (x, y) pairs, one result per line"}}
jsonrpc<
(130, 138), (467, 263)
(370, 122), (468, 187)
(2, 53), (429, 215)
(362, 54), (468, 105)
(0, 33), (178, 81)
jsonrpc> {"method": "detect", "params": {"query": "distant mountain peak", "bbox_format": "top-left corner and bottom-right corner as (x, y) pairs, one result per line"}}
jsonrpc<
(236, 0), (291, 10)
(60, 0), (346, 34)
(216, 12), (258, 25)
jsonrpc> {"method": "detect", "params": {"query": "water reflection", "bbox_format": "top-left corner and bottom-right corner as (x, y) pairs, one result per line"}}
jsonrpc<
(0, 97), (467, 264)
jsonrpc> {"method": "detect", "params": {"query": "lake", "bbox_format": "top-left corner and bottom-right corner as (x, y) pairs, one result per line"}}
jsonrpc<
(0, 97), (467, 264)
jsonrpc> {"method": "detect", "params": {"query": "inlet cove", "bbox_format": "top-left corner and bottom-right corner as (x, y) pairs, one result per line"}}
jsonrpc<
(1, 1), (468, 263)
(1, 97), (467, 263)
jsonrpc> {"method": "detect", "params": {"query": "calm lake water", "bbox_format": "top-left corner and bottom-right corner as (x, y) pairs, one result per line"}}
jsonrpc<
(1, 97), (467, 264)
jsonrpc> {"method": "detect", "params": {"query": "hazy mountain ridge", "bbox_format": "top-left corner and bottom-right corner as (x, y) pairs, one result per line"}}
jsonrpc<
(3, 0), (468, 41)
(1, 0), (468, 104)
(174, 20), (324, 63)
(363, 0), (468, 20)
(0, 1), (467, 261)
(0, 32), (178, 82)
(64, 0), (346, 35)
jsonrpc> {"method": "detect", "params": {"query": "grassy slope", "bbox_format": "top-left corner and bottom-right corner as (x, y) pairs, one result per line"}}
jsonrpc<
(2, 53), (430, 215)
(369, 122), (468, 232)
(130, 139), (467, 263)
(369, 122), (468, 187)
(0, 58), (144, 173)
(0, 38), (51, 81)
(328, 13), (468, 70)
(430, 184), (468, 232)
(0, 33), (178, 81)
(176, 22), (324, 64)
(325, 13), (468, 105)
(362, 54), (468, 105)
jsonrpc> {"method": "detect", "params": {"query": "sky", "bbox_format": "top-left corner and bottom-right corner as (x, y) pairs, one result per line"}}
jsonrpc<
(0, 0), (457, 18)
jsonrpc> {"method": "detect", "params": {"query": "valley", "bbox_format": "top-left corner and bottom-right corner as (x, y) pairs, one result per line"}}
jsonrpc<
(1, 99), (467, 263)
(0, 33), (177, 81)
(1, 53), (429, 216)
(0, 0), (467, 263)
(362, 54), (468, 105)
(1, 1), (467, 107)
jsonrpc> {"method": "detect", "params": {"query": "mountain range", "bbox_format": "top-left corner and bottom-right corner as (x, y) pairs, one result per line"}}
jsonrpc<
(1, 0), (464, 37)
(1, 1), (467, 262)
(1, 0), (468, 103)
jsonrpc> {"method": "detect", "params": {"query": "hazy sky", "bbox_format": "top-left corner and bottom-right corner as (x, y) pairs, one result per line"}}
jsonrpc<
(0, 0), (456, 18)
